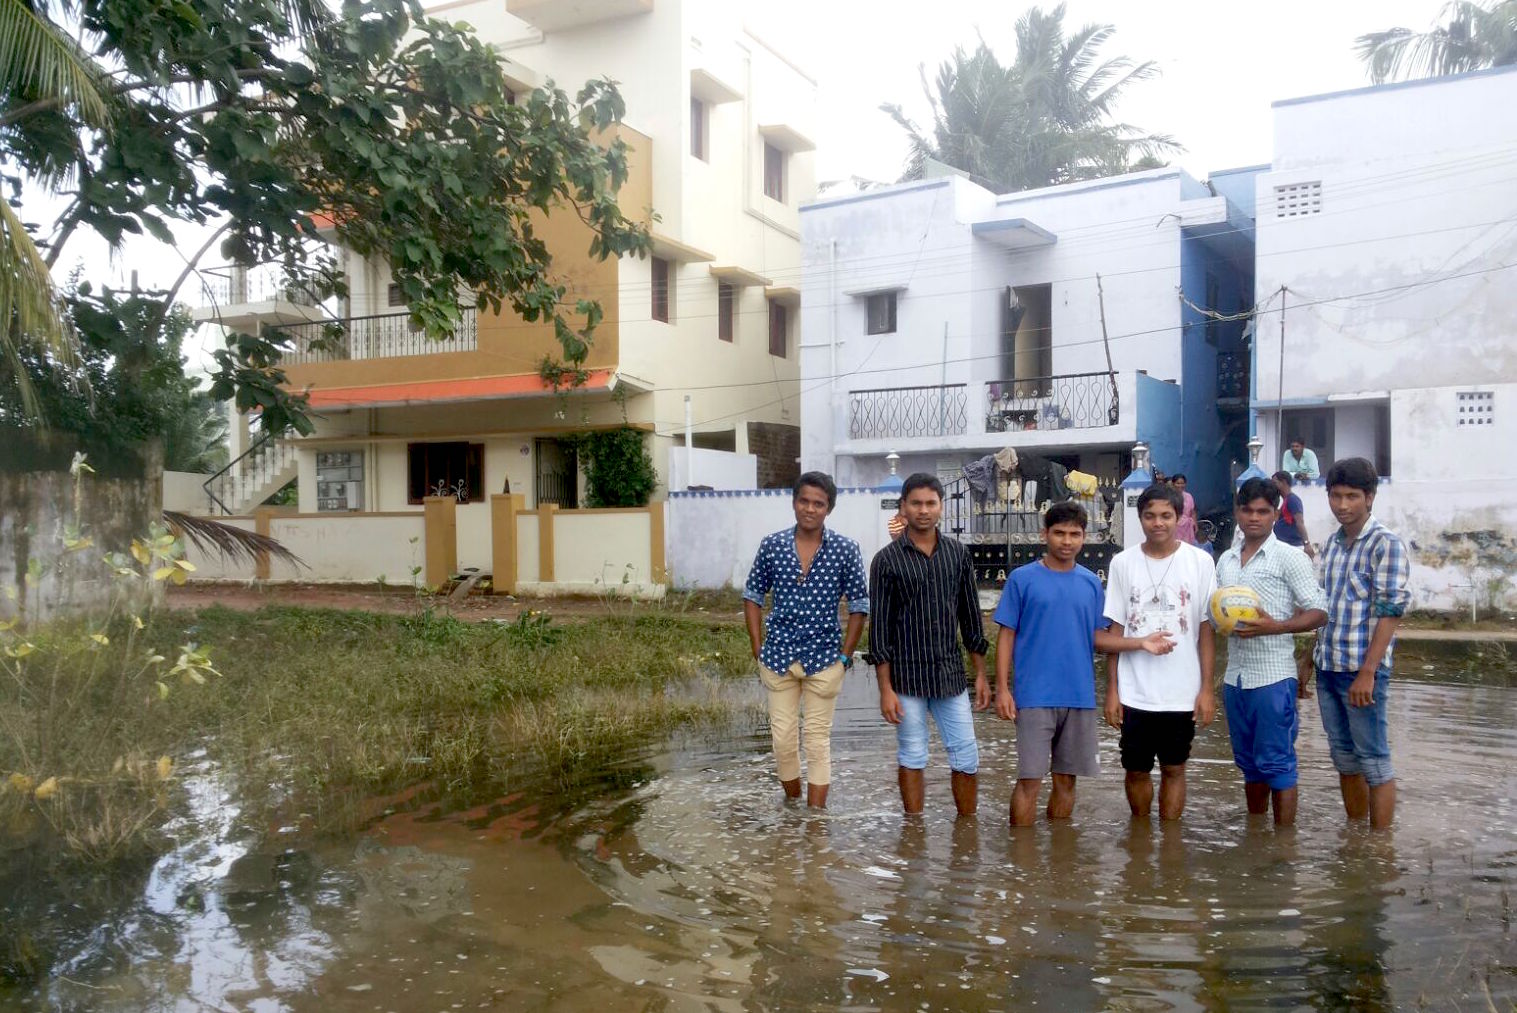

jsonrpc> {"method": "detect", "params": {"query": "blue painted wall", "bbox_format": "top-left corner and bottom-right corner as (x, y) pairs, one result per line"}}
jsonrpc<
(1135, 372), (1183, 478)
(1175, 234), (1251, 516)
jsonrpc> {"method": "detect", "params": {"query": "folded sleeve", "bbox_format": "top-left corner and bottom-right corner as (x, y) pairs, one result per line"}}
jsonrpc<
(1372, 534), (1411, 617)
(843, 540), (870, 614)
(741, 539), (771, 606)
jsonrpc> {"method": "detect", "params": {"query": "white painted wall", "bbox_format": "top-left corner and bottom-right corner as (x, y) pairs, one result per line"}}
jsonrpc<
(1255, 67), (1517, 477)
(668, 447), (758, 490)
(552, 510), (653, 587)
(182, 514), (426, 584)
(665, 489), (899, 589)
(162, 471), (211, 514)
(799, 170), (1200, 485)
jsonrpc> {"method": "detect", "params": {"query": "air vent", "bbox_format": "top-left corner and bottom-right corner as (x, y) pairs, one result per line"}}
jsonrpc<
(1457, 390), (1494, 427)
(1274, 181), (1322, 218)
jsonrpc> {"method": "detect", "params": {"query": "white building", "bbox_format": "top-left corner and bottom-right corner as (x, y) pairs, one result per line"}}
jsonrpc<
(1253, 65), (1517, 610)
(195, 0), (816, 567)
(798, 167), (1256, 542)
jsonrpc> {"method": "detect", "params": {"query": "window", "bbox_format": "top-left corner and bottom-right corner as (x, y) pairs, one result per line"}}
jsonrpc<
(768, 300), (787, 358)
(718, 282), (735, 342)
(386, 282), (404, 307)
(407, 442), (483, 504)
(866, 291), (897, 335)
(1274, 181), (1322, 218)
(1458, 390), (1495, 427)
(763, 142), (785, 202)
(651, 256), (672, 323)
(690, 97), (707, 160)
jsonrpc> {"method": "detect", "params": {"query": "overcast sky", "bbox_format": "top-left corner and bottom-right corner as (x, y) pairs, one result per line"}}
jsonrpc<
(756, 0), (1449, 184)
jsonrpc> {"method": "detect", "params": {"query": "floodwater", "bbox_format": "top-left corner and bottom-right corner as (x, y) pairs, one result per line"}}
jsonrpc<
(10, 663), (1517, 1012)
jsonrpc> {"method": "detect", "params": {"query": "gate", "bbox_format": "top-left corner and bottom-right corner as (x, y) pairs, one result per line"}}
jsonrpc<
(941, 473), (1123, 584)
(534, 438), (578, 508)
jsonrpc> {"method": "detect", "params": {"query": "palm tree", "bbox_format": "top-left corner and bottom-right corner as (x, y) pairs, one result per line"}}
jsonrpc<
(1356, 0), (1517, 83)
(0, 0), (112, 415)
(883, 4), (1179, 194)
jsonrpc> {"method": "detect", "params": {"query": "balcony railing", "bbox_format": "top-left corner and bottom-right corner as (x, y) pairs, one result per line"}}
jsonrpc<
(985, 372), (1119, 433)
(277, 307), (479, 363)
(197, 264), (322, 308)
(848, 384), (969, 440)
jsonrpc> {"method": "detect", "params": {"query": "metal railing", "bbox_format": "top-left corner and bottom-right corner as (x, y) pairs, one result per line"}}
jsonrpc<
(848, 384), (969, 440)
(203, 434), (299, 515)
(277, 307), (479, 363)
(197, 264), (323, 308)
(984, 371), (1120, 432)
(942, 473), (1122, 545)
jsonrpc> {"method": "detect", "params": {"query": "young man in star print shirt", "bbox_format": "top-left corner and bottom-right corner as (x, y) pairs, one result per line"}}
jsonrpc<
(743, 471), (870, 808)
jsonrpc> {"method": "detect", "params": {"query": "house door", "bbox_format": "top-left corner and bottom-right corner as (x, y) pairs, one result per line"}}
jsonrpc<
(534, 438), (578, 508)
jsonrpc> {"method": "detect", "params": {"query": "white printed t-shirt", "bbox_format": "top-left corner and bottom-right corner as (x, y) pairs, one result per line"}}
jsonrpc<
(1103, 541), (1218, 712)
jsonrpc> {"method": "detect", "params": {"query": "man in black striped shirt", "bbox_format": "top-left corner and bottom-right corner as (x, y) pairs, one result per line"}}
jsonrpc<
(869, 473), (991, 817)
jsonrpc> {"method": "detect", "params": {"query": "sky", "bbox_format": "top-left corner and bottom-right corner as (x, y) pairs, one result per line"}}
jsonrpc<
(754, 0), (1450, 185)
(32, 0), (1452, 370)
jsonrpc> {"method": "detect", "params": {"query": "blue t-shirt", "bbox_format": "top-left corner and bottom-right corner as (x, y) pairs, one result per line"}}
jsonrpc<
(1274, 492), (1305, 545)
(992, 561), (1108, 709)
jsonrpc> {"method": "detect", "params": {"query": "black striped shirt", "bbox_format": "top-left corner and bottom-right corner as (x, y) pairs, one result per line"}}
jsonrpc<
(868, 531), (989, 699)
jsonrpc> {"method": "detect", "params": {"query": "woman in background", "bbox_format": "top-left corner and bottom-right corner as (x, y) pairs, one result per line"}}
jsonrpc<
(1171, 474), (1199, 545)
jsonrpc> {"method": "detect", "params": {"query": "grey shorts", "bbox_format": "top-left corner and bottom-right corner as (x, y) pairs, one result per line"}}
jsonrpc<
(1015, 707), (1100, 779)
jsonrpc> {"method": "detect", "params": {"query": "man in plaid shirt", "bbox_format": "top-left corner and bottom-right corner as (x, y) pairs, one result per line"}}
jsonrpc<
(1218, 477), (1327, 827)
(1313, 458), (1410, 829)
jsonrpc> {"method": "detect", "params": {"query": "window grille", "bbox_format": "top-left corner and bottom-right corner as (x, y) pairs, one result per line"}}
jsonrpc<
(1273, 181), (1322, 218)
(1457, 390), (1494, 427)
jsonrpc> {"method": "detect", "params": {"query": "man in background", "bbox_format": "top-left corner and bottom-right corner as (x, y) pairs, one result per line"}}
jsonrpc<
(1282, 438), (1320, 482)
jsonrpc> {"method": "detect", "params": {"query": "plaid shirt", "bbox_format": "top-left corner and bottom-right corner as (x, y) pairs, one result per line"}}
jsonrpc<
(1216, 535), (1326, 689)
(1313, 517), (1410, 676)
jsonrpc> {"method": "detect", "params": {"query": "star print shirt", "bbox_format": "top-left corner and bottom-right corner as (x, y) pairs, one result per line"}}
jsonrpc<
(743, 526), (870, 676)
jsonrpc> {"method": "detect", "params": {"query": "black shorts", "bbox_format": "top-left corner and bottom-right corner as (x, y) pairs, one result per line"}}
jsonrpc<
(1120, 707), (1196, 772)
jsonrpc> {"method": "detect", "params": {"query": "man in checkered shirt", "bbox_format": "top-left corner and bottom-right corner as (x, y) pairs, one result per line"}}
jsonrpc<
(1312, 458), (1410, 829)
(1217, 477), (1327, 827)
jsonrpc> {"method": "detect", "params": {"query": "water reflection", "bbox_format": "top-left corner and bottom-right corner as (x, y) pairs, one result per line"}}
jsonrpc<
(6, 670), (1516, 1011)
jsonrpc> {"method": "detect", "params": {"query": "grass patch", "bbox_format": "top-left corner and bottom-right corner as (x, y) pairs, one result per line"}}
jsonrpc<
(0, 604), (753, 865)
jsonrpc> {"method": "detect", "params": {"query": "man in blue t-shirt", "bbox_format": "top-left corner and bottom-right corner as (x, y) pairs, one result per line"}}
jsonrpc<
(993, 501), (1176, 826)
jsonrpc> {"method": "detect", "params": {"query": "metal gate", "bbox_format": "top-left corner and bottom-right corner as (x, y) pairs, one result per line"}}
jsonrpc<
(534, 438), (578, 508)
(941, 472), (1123, 585)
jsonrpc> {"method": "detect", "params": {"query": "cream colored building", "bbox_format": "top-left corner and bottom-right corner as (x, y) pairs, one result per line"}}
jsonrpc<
(194, 0), (814, 568)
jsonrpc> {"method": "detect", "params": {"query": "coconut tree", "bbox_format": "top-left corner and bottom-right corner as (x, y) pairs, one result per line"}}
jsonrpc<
(883, 4), (1179, 194)
(0, 0), (111, 413)
(1356, 0), (1517, 83)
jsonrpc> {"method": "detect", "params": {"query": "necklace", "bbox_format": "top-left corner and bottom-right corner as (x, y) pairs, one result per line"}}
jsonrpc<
(1141, 544), (1180, 603)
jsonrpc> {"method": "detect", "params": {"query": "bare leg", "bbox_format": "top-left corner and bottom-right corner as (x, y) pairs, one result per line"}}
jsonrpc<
(1010, 778), (1041, 827)
(1368, 780), (1396, 829)
(1125, 771), (1153, 817)
(806, 782), (828, 809)
(1047, 773), (1077, 820)
(780, 778), (802, 800)
(1158, 764), (1187, 821)
(1272, 787), (1298, 826)
(898, 766), (925, 815)
(1340, 773), (1370, 820)
(1244, 782), (1271, 815)
(950, 770), (977, 818)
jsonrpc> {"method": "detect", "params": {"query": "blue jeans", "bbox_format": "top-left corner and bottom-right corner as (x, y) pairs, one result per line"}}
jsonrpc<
(896, 691), (979, 774)
(1316, 669), (1394, 786)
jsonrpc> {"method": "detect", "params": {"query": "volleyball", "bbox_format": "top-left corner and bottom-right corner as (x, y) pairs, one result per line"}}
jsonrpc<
(1209, 585), (1263, 635)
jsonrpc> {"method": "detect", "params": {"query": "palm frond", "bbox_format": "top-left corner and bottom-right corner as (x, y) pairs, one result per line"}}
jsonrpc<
(0, 197), (77, 419)
(0, 0), (111, 129)
(164, 510), (307, 571)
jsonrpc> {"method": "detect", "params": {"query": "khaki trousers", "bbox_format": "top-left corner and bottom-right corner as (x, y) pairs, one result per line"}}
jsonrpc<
(759, 660), (846, 786)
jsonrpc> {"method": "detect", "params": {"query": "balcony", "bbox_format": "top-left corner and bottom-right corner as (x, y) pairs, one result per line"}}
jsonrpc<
(848, 384), (969, 440)
(191, 262), (327, 332)
(841, 371), (1140, 453)
(277, 307), (479, 364)
(984, 372), (1119, 433)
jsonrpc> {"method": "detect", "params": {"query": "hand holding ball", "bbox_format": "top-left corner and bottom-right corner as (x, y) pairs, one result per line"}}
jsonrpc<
(1209, 585), (1263, 636)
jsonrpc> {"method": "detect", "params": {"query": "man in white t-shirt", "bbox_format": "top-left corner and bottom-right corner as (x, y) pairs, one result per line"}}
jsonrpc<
(1103, 483), (1218, 821)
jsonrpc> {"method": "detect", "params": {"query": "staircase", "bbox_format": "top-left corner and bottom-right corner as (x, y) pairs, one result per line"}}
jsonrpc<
(204, 435), (300, 515)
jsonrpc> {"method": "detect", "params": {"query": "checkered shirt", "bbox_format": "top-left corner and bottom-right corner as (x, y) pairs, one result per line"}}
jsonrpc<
(1216, 535), (1326, 689)
(1313, 517), (1410, 676)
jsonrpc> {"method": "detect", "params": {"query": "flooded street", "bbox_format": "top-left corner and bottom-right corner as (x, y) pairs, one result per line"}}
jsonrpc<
(11, 664), (1517, 1012)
